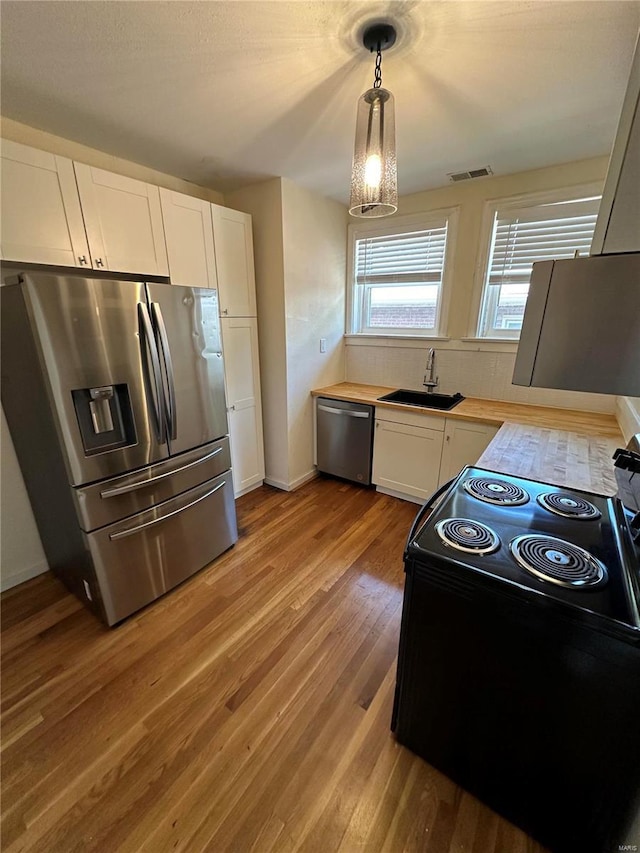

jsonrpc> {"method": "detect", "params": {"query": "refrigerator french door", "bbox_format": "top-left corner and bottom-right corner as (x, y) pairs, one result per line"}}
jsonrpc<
(1, 270), (238, 626)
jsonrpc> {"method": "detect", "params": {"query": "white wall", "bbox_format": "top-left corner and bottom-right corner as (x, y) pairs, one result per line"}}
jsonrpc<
(346, 156), (617, 414)
(226, 177), (348, 490)
(346, 341), (616, 413)
(1, 117), (225, 204)
(280, 178), (348, 487)
(617, 397), (640, 441)
(225, 179), (290, 486)
(1, 407), (48, 590)
(398, 156), (609, 340)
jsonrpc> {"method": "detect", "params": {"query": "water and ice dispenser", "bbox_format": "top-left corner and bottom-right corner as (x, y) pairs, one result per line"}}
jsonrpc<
(72, 384), (136, 455)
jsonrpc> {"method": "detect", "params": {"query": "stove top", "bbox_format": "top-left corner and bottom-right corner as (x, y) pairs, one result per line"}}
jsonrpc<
(536, 491), (601, 520)
(409, 466), (640, 633)
(509, 534), (607, 588)
(435, 518), (500, 554)
(463, 476), (529, 506)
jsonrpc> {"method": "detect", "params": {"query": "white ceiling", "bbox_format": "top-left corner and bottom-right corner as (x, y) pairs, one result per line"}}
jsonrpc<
(1, 1), (639, 203)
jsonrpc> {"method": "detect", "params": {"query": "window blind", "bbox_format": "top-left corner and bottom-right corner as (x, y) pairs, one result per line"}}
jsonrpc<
(488, 198), (599, 286)
(355, 224), (448, 286)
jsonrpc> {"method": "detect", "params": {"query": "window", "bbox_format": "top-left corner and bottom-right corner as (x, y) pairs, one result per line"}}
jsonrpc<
(477, 193), (600, 339)
(349, 211), (455, 336)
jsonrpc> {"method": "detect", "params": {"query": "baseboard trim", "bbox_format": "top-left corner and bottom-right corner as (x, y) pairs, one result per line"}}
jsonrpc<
(264, 470), (318, 492)
(234, 480), (264, 498)
(616, 396), (640, 443)
(263, 477), (289, 491)
(289, 470), (318, 491)
(0, 560), (49, 593)
(375, 485), (424, 506)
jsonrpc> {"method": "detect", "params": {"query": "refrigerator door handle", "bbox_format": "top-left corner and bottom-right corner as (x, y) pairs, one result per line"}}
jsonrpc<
(99, 446), (223, 499)
(150, 302), (177, 441)
(109, 480), (226, 540)
(138, 302), (166, 444)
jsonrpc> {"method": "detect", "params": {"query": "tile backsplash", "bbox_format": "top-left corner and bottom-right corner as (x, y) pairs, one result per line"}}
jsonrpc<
(346, 343), (616, 414)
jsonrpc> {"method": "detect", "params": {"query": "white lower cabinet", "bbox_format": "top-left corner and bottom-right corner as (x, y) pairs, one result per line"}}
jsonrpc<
(220, 317), (265, 497)
(372, 407), (499, 503)
(372, 409), (445, 502)
(438, 419), (498, 486)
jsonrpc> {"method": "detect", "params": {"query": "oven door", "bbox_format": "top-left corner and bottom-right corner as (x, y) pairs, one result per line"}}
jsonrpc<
(86, 472), (237, 625)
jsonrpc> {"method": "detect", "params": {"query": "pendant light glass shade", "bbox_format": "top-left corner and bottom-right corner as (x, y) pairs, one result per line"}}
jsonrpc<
(349, 87), (397, 218)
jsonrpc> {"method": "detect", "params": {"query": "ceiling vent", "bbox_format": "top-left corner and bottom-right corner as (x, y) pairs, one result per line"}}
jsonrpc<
(447, 166), (493, 182)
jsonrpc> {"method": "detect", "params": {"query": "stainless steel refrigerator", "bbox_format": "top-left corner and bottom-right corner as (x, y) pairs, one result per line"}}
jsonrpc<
(1, 270), (238, 626)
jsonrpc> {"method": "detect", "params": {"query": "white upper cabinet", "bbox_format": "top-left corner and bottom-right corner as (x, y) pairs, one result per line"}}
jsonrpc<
(211, 204), (256, 317)
(221, 316), (265, 496)
(0, 139), (91, 268)
(74, 164), (169, 276)
(159, 188), (218, 289)
(591, 40), (639, 255)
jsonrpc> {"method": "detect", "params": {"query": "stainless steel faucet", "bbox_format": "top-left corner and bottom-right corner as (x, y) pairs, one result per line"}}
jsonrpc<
(423, 347), (439, 393)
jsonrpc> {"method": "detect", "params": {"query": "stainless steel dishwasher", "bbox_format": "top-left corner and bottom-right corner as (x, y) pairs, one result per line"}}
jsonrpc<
(316, 397), (374, 485)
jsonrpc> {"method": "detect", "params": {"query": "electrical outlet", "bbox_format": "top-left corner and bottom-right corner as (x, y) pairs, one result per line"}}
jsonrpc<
(320, 338), (326, 353)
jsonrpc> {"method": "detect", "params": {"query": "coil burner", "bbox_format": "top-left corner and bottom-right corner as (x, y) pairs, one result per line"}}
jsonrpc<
(463, 477), (529, 506)
(537, 492), (601, 520)
(510, 535), (607, 588)
(435, 518), (500, 555)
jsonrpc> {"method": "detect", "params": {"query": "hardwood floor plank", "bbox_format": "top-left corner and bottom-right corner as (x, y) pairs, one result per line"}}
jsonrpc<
(207, 602), (403, 853)
(1, 480), (549, 853)
(136, 573), (398, 852)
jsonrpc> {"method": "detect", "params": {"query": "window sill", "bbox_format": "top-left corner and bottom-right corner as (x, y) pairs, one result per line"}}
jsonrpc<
(345, 334), (450, 345)
(461, 337), (520, 349)
(344, 334), (520, 353)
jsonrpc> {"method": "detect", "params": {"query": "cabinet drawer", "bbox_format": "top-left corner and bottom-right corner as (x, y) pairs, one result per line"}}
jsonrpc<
(375, 405), (445, 431)
(86, 472), (237, 625)
(74, 437), (231, 531)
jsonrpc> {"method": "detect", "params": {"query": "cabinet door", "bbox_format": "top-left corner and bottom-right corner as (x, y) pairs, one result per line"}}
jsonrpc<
(0, 140), (90, 267)
(373, 419), (444, 502)
(159, 188), (218, 289)
(438, 419), (498, 486)
(74, 163), (169, 276)
(591, 42), (639, 255)
(221, 317), (265, 496)
(211, 204), (256, 316)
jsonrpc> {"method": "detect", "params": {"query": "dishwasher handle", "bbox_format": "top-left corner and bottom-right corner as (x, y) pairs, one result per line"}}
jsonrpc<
(317, 403), (370, 419)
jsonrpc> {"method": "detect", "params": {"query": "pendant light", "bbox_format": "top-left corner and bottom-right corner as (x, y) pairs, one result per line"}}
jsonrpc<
(349, 23), (398, 218)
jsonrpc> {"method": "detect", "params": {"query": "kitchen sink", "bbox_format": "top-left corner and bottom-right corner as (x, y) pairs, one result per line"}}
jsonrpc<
(377, 389), (465, 410)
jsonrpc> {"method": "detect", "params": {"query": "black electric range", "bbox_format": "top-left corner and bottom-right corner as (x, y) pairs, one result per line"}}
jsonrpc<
(392, 466), (640, 853)
(410, 467), (640, 638)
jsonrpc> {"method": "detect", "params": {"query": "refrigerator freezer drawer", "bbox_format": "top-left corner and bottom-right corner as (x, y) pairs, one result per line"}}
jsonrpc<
(74, 437), (231, 531)
(86, 472), (238, 625)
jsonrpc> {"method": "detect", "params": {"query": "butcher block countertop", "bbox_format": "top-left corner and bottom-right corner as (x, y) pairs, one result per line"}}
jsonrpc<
(312, 382), (624, 495)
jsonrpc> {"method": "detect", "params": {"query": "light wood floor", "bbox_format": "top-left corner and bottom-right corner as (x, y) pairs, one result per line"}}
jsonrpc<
(1, 478), (548, 852)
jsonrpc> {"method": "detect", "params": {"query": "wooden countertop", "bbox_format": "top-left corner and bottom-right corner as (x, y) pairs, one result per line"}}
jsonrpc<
(312, 382), (624, 494)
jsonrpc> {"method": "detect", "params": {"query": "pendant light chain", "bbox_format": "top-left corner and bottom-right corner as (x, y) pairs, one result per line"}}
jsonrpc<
(373, 46), (383, 89)
(349, 22), (398, 218)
